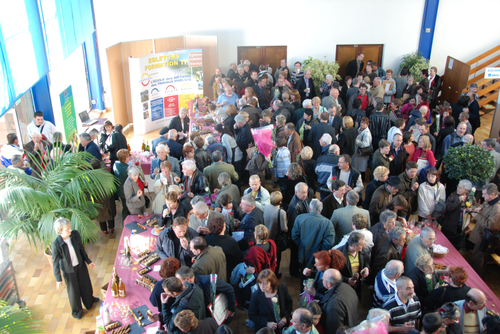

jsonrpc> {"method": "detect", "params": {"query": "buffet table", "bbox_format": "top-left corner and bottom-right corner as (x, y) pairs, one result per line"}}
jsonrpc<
(103, 215), (162, 333)
(432, 226), (500, 313)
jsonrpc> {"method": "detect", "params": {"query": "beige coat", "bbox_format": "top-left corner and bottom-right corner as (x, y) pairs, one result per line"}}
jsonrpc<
(469, 200), (500, 246)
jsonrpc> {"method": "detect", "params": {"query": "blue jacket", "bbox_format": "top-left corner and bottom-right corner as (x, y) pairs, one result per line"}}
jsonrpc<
(150, 156), (180, 179)
(238, 207), (264, 251)
(314, 153), (340, 193)
(292, 212), (335, 267)
(84, 141), (102, 160)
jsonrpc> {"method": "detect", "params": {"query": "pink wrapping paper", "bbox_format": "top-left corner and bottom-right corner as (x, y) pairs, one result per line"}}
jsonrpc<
(251, 125), (274, 158)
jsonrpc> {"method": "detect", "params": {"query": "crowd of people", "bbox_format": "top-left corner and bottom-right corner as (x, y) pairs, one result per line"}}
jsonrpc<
(6, 55), (500, 334)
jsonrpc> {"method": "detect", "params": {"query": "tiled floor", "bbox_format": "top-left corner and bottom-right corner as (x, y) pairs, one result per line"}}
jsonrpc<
(7, 109), (499, 333)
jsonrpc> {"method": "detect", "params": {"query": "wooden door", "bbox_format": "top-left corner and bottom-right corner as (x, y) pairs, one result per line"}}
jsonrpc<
(441, 56), (471, 105)
(238, 46), (287, 73)
(336, 44), (384, 79)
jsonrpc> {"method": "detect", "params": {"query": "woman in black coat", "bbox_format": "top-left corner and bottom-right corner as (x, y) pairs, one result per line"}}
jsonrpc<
(160, 191), (190, 228)
(337, 116), (357, 156)
(99, 120), (114, 150)
(451, 95), (470, 126)
(362, 166), (390, 210)
(248, 269), (293, 333)
(52, 218), (99, 319)
(406, 254), (440, 303)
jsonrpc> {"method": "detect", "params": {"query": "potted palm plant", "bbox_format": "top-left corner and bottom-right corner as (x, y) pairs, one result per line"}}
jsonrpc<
(0, 151), (116, 264)
(0, 299), (43, 333)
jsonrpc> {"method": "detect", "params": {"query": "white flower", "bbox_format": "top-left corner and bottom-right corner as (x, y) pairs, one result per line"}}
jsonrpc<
(271, 297), (278, 304)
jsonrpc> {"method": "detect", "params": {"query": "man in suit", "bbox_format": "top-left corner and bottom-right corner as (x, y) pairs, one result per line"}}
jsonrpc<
(237, 195), (264, 251)
(308, 112), (337, 159)
(165, 130), (183, 160)
(322, 88), (346, 116)
(328, 106), (344, 135)
(203, 151), (238, 192)
(252, 76), (271, 110)
(79, 132), (101, 160)
(189, 202), (224, 235)
(331, 191), (371, 244)
(284, 123), (304, 163)
(321, 179), (346, 221)
(296, 69), (316, 102)
(271, 100), (291, 124)
(346, 53), (365, 79)
(287, 182), (310, 277)
(208, 67), (226, 87)
(168, 107), (190, 144)
(320, 269), (359, 334)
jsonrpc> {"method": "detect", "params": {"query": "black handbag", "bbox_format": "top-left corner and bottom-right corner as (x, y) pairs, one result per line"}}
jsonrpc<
(480, 229), (500, 252)
(357, 146), (374, 157)
(144, 193), (151, 209)
(274, 208), (290, 251)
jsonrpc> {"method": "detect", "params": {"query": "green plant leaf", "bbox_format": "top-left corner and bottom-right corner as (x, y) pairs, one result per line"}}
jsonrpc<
(0, 299), (43, 333)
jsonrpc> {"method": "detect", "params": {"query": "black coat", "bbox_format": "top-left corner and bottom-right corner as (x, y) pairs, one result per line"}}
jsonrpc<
(238, 207), (264, 250)
(52, 231), (92, 282)
(363, 179), (385, 210)
(389, 146), (408, 176)
(194, 148), (213, 171)
(248, 283), (293, 333)
(424, 284), (470, 311)
(241, 105), (262, 128)
(223, 115), (236, 137)
(371, 237), (400, 282)
(252, 85), (271, 110)
(156, 226), (198, 264)
(162, 283), (206, 334)
(296, 77), (317, 102)
(160, 202), (190, 228)
(182, 169), (210, 196)
(321, 193), (345, 220)
(169, 115), (190, 134)
(320, 282), (359, 334)
(308, 122), (337, 160)
(235, 123), (254, 160)
(346, 59), (364, 79)
(369, 113), (391, 139)
(338, 127), (357, 156)
(205, 234), (243, 281)
(406, 267), (439, 303)
(287, 195), (309, 235)
(166, 139), (183, 160)
(105, 131), (127, 160)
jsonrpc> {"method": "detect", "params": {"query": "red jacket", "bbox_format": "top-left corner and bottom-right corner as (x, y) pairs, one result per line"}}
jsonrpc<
(243, 240), (277, 275)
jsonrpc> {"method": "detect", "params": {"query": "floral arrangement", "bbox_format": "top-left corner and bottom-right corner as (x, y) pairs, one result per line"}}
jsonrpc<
(302, 57), (341, 90)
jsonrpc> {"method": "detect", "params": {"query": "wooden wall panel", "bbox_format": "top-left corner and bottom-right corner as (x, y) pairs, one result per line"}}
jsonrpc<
(155, 36), (185, 53)
(120, 40), (154, 124)
(106, 43), (127, 126)
(185, 35), (217, 98)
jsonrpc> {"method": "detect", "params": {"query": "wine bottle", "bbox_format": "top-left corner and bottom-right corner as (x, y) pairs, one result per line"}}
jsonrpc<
(141, 140), (145, 152)
(111, 277), (119, 298)
(118, 278), (126, 297)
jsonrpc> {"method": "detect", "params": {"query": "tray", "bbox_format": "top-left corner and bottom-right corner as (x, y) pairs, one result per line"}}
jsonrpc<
(128, 322), (145, 334)
(125, 221), (149, 234)
(131, 305), (155, 327)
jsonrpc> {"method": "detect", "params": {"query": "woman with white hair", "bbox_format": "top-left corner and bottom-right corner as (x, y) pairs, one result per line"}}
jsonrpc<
(52, 218), (99, 319)
(123, 165), (147, 214)
(320, 74), (335, 99)
(181, 160), (210, 198)
(441, 179), (475, 249)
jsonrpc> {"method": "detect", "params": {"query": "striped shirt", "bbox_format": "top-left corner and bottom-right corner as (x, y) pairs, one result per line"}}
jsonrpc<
(373, 270), (397, 308)
(383, 293), (421, 327)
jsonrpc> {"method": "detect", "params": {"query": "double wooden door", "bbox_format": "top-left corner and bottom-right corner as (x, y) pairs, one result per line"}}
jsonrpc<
(336, 44), (384, 80)
(237, 46), (287, 74)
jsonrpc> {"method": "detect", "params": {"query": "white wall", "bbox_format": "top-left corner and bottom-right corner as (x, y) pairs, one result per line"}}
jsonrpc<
(431, 0), (500, 75)
(93, 0), (425, 107)
(47, 45), (90, 141)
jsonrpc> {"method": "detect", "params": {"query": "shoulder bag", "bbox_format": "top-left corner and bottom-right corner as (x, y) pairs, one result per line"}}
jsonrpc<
(274, 208), (290, 251)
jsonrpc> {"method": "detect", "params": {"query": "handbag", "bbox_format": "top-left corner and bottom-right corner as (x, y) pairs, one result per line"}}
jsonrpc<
(480, 229), (500, 252)
(144, 193), (151, 209)
(274, 208), (290, 251)
(357, 146), (373, 157)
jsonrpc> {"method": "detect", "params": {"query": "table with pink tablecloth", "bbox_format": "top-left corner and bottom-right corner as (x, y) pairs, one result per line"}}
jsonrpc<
(432, 226), (500, 313)
(104, 215), (162, 332)
(130, 151), (152, 176)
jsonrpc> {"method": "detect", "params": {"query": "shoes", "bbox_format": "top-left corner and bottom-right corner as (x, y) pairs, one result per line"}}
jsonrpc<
(73, 312), (83, 320)
(103, 230), (108, 235)
(93, 297), (100, 304)
(109, 229), (114, 234)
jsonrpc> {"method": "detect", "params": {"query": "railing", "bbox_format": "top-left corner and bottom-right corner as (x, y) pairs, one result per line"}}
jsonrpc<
(464, 44), (500, 107)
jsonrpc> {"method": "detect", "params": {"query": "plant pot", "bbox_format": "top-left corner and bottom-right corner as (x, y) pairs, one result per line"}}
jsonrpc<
(44, 247), (53, 268)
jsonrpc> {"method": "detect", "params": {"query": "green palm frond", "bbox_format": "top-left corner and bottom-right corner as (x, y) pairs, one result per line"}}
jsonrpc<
(0, 299), (43, 333)
(0, 151), (115, 250)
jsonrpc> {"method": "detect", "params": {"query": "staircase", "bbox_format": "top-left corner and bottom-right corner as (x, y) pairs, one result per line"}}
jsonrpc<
(464, 44), (500, 114)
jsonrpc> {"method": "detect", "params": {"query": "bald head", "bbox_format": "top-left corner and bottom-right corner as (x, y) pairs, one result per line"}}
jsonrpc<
(419, 106), (429, 116)
(466, 288), (486, 311)
(323, 269), (342, 287)
(168, 129), (178, 139)
(385, 260), (404, 279)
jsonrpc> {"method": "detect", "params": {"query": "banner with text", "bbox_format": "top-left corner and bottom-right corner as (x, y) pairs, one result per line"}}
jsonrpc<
(59, 85), (78, 144)
(129, 49), (203, 134)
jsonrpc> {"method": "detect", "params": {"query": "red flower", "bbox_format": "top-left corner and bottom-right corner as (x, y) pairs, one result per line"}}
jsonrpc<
(390, 155), (395, 160)
(135, 161), (140, 166)
(228, 212), (234, 215)
(440, 276), (445, 280)
(332, 176), (336, 180)
(296, 150), (300, 153)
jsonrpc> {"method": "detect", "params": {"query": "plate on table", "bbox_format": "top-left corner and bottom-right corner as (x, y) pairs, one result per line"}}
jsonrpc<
(130, 305), (155, 327)
(151, 228), (163, 236)
(125, 221), (149, 234)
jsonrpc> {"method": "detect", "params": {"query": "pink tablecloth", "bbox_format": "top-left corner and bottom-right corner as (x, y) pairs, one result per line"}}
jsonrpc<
(104, 215), (161, 331)
(433, 226), (500, 313)
(130, 151), (152, 176)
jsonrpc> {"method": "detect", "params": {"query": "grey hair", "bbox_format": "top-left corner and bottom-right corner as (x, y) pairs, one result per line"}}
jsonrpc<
(415, 254), (433, 270)
(380, 210), (397, 226)
(127, 166), (140, 176)
(374, 77), (382, 84)
(326, 74), (334, 81)
(276, 115), (286, 125)
(458, 179), (473, 191)
(346, 190), (359, 205)
(347, 231), (365, 247)
(470, 83), (478, 89)
(193, 202), (209, 215)
(237, 65), (244, 70)
(53, 132), (63, 142)
(396, 276), (413, 289)
(89, 129), (99, 140)
(408, 75), (414, 81)
(295, 182), (308, 193)
(309, 199), (323, 214)
(11, 154), (23, 165)
(156, 144), (167, 153)
(218, 172), (231, 187)
(241, 194), (256, 207)
(329, 144), (340, 154)
(463, 134), (474, 143)
(205, 135), (216, 145)
(79, 132), (91, 141)
(483, 183), (499, 196)
(181, 159), (197, 171)
(190, 195), (205, 206)
(389, 226), (406, 241)
(385, 260), (404, 278)
(234, 114), (246, 124)
(420, 226), (435, 238)
(321, 133), (332, 145)
(54, 217), (72, 235)
(484, 138), (496, 149)
(304, 69), (311, 75)
(302, 99), (312, 108)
